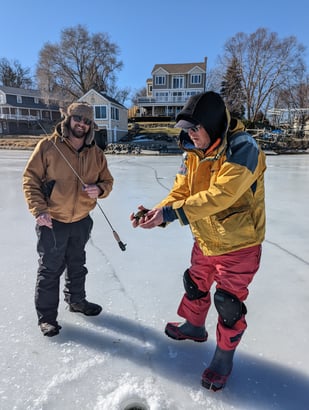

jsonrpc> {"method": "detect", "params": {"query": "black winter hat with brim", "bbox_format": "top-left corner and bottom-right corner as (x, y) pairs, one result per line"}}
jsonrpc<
(175, 91), (228, 143)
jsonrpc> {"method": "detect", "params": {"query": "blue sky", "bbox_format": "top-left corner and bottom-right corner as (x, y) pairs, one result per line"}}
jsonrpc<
(1, 0), (308, 101)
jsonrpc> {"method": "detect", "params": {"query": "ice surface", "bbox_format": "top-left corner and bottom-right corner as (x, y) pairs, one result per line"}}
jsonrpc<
(0, 151), (308, 409)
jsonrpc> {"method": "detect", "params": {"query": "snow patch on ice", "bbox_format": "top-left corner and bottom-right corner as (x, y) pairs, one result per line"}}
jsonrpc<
(30, 356), (106, 409)
(94, 373), (176, 410)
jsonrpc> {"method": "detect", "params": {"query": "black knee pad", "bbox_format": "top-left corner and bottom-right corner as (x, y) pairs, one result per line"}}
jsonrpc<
(183, 269), (208, 300)
(214, 288), (247, 328)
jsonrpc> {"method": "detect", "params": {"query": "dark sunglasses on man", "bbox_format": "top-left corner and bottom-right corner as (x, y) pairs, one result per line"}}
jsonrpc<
(183, 125), (202, 133)
(72, 115), (92, 126)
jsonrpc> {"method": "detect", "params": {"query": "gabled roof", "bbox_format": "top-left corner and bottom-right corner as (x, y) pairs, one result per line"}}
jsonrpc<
(0, 85), (60, 110)
(152, 62), (206, 75)
(79, 89), (127, 109)
(100, 92), (127, 109)
(0, 85), (41, 97)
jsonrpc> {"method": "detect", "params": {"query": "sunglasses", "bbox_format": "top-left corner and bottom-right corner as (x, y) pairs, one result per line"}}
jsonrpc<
(72, 115), (92, 126)
(183, 125), (202, 133)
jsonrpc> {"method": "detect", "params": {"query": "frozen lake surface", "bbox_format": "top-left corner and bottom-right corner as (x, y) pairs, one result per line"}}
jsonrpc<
(0, 150), (308, 409)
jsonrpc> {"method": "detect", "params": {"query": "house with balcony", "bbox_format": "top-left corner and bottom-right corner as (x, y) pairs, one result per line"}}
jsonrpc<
(136, 58), (207, 120)
(0, 86), (128, 145)
(0, 86), (61, 135)
(78, 89), (128, 146)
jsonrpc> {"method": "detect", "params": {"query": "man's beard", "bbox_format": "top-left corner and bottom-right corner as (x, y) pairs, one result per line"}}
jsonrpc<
(69, 124), (88, 139)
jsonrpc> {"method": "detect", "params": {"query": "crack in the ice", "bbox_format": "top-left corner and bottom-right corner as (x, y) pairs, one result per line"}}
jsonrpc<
(265, 239), (309, 265)
(88, 237), (156, 377)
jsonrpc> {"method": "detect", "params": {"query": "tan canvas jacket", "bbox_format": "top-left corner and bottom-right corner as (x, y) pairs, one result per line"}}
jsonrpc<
(23, 134), (113, 223)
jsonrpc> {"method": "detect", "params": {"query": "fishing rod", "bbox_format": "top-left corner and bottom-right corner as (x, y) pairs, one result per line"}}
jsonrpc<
(37, 121), (127, 251)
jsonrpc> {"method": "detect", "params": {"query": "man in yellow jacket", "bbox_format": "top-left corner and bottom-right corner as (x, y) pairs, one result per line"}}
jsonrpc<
(23, 102), (113, 337)
(131, 91), (266, 391)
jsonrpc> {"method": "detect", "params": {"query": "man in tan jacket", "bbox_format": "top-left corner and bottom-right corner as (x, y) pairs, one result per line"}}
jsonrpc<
(23, 102), (113, 337)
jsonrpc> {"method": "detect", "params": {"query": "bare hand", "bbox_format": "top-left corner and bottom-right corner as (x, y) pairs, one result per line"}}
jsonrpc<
(36, 212), (52, 228)
(130, 205), (164, 229)
(83, 184), (101, 199)
(130, 205), (149, 228)
(139, 208), (164, 229)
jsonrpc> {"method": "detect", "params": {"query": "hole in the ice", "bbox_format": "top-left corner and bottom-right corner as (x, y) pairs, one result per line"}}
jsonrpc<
(122, 398), (149, 410)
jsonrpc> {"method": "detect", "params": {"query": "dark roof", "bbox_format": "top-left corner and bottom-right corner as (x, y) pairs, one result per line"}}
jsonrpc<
(0, 85), (41, 97)
(152, 62), (206, 74)
(0, 86), (60, 110)
(99, 92), (127, 109)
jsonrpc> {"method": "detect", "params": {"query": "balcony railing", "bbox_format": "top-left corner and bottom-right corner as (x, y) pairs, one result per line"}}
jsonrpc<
(137, 96), (188, 104)
(137, 89), (204, 105)
(0, 114), (41, 121)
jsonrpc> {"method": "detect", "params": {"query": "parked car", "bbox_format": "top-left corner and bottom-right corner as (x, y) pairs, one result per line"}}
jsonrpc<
(131, 135), (155, 143)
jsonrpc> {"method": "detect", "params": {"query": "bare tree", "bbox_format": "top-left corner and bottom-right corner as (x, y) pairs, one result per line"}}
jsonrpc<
(0, 58), (33, 88)
(36, 24), (123, 102)
(131, 87), (147, 106)
(107, 83), (131, 106)
(205, 67), (223, 93)
(276, 71), (309, 109)
(221, 28), (306, 122)
(274, 74), (309, 132)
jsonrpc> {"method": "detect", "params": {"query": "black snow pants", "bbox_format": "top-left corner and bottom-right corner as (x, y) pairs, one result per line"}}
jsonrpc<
(35, 215), (93, 324)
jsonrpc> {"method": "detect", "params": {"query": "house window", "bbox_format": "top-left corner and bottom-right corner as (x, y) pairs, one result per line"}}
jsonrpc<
(187, 91), (200, 97)
(95, 105), (107, 119)
(155, 75), (166, 86)
(34, 97), (39, 104)
(173, 76), (184, 89)
(191, 74), (202, 84)
(155, 92), (168, 102)
(42, 111), (50, 119)
(111, 106), (119, 120)
(17, 95), (22, 103)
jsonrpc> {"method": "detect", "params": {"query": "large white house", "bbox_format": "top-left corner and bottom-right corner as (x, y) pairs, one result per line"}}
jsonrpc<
(0, 86), (128, 144)
(136, 58), (207, 119)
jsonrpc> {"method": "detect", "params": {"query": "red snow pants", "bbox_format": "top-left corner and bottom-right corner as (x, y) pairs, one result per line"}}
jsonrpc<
(177, 241), (262, 350)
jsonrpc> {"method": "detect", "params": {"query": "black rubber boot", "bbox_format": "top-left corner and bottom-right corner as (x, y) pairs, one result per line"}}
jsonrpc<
(201, 346), (235, 391)
(165, 321), (208, 342)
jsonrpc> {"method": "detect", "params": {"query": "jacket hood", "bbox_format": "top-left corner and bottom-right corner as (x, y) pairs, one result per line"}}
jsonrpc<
(178, 113), (246, 158)
(176, 91), (228, 144)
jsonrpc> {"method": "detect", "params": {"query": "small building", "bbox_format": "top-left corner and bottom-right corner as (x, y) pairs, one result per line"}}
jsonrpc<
(78, 89), (128, 145)
(0, 85), (61, 135)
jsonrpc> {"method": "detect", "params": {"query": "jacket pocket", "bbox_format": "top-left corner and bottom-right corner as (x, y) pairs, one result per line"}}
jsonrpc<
(213, 208), (257, 247)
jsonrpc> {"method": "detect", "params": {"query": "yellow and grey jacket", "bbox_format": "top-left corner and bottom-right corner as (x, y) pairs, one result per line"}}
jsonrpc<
(23, 128), (113, 223)
(157, 119), (266, 256)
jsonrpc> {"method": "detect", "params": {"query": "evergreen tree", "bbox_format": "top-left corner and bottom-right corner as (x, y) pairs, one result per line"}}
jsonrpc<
(220, 57), (245, 118)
